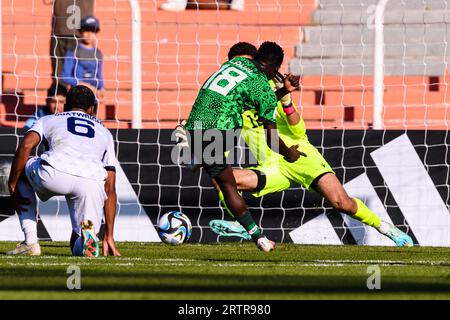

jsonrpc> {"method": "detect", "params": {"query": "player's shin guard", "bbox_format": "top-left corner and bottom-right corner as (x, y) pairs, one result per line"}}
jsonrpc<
(235, 211), (263, 241)
(352, 198), (381, 228)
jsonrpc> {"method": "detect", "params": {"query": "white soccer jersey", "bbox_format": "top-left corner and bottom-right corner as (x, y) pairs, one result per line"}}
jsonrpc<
(28, 111), (116, 181)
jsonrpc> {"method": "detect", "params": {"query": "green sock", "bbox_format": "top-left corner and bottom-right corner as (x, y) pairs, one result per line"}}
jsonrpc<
(352, 198), (381, 228)
(236, 211), (262, 241)
(219, 191), (261, 240)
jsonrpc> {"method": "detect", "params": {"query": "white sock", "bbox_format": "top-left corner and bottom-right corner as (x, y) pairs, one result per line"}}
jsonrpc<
(377, 220), (391, 234)
(24, 230), (38, 245)
(19, 212), (38, 245)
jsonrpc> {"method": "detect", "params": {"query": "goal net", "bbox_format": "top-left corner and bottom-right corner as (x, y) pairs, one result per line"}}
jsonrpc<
(0, 0), (449, 246)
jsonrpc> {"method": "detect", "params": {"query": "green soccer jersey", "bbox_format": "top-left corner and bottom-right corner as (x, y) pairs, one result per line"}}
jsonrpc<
(185, 57), (277, 130)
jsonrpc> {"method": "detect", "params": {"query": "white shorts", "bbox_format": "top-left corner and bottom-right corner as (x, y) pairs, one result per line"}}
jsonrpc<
(25, 157), (107, 235)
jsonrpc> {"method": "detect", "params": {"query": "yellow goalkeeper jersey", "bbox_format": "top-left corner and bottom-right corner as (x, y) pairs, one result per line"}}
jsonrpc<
(241, 81), (307, 165)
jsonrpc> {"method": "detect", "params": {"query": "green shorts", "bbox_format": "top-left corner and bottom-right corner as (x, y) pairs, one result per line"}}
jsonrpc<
(249, 139), (334, 197)
(188, 129), (230, 178)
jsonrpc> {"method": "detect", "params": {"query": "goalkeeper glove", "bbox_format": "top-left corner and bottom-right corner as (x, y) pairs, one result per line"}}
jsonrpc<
(174, 120), (202, 172)
(273, 72), (294, 111)
(175, 119), (188, 148)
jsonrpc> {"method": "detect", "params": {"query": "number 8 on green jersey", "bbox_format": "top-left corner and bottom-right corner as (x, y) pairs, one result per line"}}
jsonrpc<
(185, 57), (278, 131)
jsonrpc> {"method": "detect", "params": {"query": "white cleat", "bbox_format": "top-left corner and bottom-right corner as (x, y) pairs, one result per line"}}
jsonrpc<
(256, 236), (276, 252)
(379, 222), (414, 247)
(160, 0), (187, 12)
(230, 0), (245, 11)
(7, 242), (41, 256)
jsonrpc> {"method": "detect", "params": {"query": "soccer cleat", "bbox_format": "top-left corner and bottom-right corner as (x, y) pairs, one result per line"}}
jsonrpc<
(209, 220), (252, 240)
(81, 220), (99, 257)
(381, 223), (414, 247)
(256, 236), (276, 252)
(7, 242), (41, 256)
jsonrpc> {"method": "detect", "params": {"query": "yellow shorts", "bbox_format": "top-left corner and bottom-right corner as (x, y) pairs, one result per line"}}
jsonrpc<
(249, 139), (334, 197)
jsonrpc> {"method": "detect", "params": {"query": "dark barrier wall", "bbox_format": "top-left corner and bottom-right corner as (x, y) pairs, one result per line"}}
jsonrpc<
(1, 129), (449, 245)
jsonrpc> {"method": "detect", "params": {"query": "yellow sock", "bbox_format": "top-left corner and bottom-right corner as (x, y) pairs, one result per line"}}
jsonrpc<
(218, 190), (235, 219)
(352, 198), (381, 228)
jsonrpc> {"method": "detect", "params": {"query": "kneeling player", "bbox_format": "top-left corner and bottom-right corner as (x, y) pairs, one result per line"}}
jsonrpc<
(7, 85), (121, 256)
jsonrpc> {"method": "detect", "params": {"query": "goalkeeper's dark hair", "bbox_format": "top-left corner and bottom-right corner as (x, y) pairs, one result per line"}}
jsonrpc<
(228, 42), (257, 60)
(64, 85), (97, 112)
(254, 41), (284, 68)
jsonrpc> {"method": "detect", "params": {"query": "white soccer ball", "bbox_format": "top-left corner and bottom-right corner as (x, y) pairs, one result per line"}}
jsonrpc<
(157, 211), (192, 245)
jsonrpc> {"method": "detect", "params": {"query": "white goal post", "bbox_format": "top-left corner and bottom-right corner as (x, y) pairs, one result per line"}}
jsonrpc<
(372, 0), (389, 130)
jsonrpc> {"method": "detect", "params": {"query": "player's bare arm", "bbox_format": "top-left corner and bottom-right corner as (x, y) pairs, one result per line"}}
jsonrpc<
(102, 169), (121, 256)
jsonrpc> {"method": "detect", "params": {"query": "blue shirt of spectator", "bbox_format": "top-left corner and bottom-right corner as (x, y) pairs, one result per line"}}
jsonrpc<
(60, 16), (104, 90)
(60, 44), (104, 90)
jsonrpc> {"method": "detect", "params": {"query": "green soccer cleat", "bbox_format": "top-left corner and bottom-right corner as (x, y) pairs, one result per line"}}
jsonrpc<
(381, 222), (414, 247)
(81, 220), (99, 257)
(209, 219), (252, 240)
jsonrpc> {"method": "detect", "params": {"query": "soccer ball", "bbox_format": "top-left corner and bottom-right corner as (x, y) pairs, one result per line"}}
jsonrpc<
(157, 211), (192, 245)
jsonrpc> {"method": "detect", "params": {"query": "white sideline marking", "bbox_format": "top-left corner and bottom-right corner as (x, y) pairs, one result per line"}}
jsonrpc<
(0, 255), (142, 261)
(5, 262), (135, 267)
(2, 257), (448, 268)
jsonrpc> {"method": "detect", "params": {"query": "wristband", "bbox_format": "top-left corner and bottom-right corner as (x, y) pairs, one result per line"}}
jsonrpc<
(283, 103), (296, 116)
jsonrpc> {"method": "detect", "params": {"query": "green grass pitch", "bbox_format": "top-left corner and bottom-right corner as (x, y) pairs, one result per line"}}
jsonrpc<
(0, 241), (449, 300)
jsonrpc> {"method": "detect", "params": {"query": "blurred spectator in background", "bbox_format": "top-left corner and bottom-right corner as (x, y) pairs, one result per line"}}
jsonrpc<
(160, 0), (244, 12)
(60, 16), (105, 100)
(24, 84), (67, 129)
(50, 0), (95, 85)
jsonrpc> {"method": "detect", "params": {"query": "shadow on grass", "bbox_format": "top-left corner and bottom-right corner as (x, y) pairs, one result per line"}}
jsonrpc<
(0, 268), (449, 294)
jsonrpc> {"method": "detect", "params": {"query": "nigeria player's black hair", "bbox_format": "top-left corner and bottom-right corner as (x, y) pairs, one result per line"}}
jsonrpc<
(64, 85), (97, 112)
(228, 42), (257, 60)
(254, 41), (284, 68)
